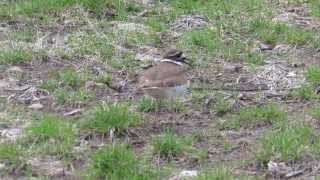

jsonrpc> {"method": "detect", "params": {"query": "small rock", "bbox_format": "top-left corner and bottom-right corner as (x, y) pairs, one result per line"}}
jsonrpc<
(0, 163), (5, 170)
(170, 13), (208, 34)
(17, 87), (49, 104)
(169, 170), (198, 180)
(223, 64), (243, 73)
(135, 46), (162, 62)
(28, 103), (44, 110)
(111, 21), (150, 34)
(268, 160), (289, 177)
(28, 156), (66, 177)
(273, 44), (291, 53)
(259, 43), (274, 51)
(290, 62), (305, 68)
(179, 170), (198, 177)
(287, 71), (296, 77)
(0, 128), (22, 141)
(0, 80), (10, 88)
(85, 81), (97, 89)
(285, 169), (304, 178)
(63, 109), (82, 116)
(139, 0), (152, 5)
(272, 12), (297, 23)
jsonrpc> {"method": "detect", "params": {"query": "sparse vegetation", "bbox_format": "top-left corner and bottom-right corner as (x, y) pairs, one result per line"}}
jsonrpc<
(0, 49), (33, 65)
(311, 1), (320, 17)
(309, 107), (320, 120)
(165, 99), (187, 113)
(237, 104), (286, 124)
(138, 96), (158, 112)
(256, 122), (319, 164)
(177, 28), (223, 60)
(54, 88), (92, 105)
(290, 84), (318, 100)
(221, 104), (287, 129)
(95, 73), (113, 85)
(83, 102), (140, 133)
(214, 96), (233, 116)
(306, 66), (320, 86)
(68, 33), (115, 62)
(197, 166), (234, 180)
(152, 130), (193, 159)
(26, 114), (75, 156)
(9, 29), (35, 43)
(0, 143), (26, 175)
(86, 143), (160, 179)
(56, 69), (90, 89)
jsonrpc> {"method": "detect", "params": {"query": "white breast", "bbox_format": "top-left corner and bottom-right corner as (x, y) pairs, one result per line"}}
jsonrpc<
(165, 83), (189, 99)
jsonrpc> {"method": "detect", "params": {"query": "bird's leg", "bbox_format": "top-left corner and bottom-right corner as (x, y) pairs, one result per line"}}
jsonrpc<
(155, 98), (163, 112)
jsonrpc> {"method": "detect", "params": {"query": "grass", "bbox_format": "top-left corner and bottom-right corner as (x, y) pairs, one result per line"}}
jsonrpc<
(40, 79), (60, 92)
(290, 84), (318, 100)
(191, 89), (210, 105)
(238, 105), (286, 123)
(68, 31), (155, 68)
(82, 0), (142, 19)
(54, 88), (92, 105)
(177, 28), (223, 59)
(86, 143), (160, 179)
(26, 114), (75, 156)
(309, 107), (320, 120)
(0, 48), (47, 65)
(0, 0), (78, 17)
(311, 0), (320, 17)
(152, 130), (192, 159)
(0, 49), (33, 65)
(245, 52), (264, 65)
(56, 69), (90, 89)
(138, 96), (158, 113)
(0, 0), (141, 20)
(0, 143), (26, 175)
(221, 104), (287, 129)
(251, 19), (316, 47)
(39, 69), (94, 105)
(68, 33), (115, 62)
(145, 17), (167, 32)
(214, 96), (233, 116)
(83, 102), (141, 134)
(290, 66), (320, 100)
(305, 66), (320, 86)
(289, 66), (320, 100)
(256, 122), (319, 164)
(40, 69), (94, 104)
(197, 166), (234, 180)
(165, 99), (187, 113)
(138, 97), (186, 113)
(95, 73), (113, 85)
(9, 29), (35, 43)
(115, 25), (161, 51)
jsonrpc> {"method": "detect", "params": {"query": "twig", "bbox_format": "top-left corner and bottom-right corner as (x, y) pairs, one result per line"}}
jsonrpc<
(285, 170), (304, 178)
(191, 86), (269, 92)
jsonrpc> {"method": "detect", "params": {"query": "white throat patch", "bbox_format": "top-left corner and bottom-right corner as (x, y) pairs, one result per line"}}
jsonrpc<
(160, 59), (183, 66)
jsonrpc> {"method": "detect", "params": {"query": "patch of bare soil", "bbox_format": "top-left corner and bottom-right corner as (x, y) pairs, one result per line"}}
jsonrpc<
(27, 155), (72, 178)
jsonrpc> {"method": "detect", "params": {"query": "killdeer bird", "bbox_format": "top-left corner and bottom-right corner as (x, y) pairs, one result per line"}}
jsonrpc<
(139, 49), (190, 99)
